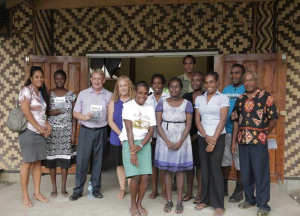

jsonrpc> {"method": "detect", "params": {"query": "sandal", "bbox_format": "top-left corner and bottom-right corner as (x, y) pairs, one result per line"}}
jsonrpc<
(129, 208), (140, 216)
(138, 208), (148, 216)
(117, 190), (126, 199)
(33, 193), (49, 203)
(50, 191), (57, 198)
(61, 191), (69, 197)
(22, 196), (33, 208)
(175, 201), (184, 214)
(195, 203), (209, 211)
(148, 191), (159, 199)
(161, 194), (168, 200)
(213, 208), (225, 216)
(164, 201), (173, 213)
(182, 194), (194, 202)
(193, 198), (201, 204)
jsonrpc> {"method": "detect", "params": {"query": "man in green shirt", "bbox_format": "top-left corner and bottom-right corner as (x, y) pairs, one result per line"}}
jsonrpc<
(178, 55), (196, 97)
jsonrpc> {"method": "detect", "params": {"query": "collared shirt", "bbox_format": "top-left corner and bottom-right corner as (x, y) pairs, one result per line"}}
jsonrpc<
(74, 87), (113, 128)
(178, 73), (193, 97)
(231, 89), (278, 145)
(145, 91), (170, 138)
(223, 84), (246, 134)
(195, 91), (230, 137)
(19, 84), (47, 133)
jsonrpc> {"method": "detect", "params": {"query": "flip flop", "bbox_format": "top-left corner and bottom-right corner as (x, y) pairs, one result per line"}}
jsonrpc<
(213, 208), (226, 216)
(195, 203), (209, 211)
(193, 198), (201, 204)
(182, 194), (194, 202)
(61, 191), (69, 197)
(50, 191), (57, 198)
(148, 191), (159, 199)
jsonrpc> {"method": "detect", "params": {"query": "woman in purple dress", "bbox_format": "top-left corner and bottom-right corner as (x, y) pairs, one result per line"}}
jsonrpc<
(108, 76), (135, 199)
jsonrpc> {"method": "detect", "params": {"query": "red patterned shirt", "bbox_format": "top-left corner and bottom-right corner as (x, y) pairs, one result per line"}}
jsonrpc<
(231, 89), (278, 145)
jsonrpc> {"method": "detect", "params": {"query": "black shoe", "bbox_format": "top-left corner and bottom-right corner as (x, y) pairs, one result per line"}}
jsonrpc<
(229, 182), (244, 203)
(69, 192), (82, 201)
(224, 179), (228, 196)
(92, 191), (103, 198)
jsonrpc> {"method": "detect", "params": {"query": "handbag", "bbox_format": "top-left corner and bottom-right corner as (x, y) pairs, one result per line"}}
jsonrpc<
(6, 99), (28, 132)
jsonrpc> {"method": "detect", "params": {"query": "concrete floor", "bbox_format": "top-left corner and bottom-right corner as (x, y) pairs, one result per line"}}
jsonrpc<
(0, 162), (299, 216)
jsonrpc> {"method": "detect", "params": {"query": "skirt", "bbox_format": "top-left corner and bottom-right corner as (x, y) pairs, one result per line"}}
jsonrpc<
(122, 140), (152, 178)
(192, 138), (201, 167)
(109, 144), (123, 166)
(18, 129), (47, 162)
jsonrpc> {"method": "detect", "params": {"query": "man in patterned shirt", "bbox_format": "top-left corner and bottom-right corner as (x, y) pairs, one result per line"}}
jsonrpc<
(178, 55), (196, 97)
(231, 71), (278, 216)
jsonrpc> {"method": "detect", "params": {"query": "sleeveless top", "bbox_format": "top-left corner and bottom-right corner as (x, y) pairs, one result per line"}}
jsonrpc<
(110, 98), (124, 146)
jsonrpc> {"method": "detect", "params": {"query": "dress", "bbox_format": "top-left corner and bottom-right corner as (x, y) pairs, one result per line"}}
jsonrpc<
(109, 98), (125, 166)
(45, 91), (76, 168)
(18, 84), (47, 162)
(154, 99), (194, 172)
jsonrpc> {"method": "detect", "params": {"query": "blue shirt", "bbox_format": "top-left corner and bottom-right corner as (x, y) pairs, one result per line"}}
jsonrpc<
(222, 84), (246, 134)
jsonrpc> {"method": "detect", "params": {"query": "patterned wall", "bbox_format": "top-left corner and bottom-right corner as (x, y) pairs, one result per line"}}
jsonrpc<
(35, 10), (52, 55)
(0, 4), (33, 170)
(256, 2), (274, 53)
(0, 1), (300, 176)
(277, 0), (300, 177)
(52, 3), (253, 56)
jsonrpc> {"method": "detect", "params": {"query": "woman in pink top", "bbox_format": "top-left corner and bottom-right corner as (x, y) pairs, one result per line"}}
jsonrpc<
(18, 66), (51, 207)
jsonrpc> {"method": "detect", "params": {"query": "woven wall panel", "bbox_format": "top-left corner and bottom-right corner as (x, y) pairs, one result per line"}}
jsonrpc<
(36, 10), (52, 55)
(0, 4), (33, 170)
(277, 0), (300, 177)
(256, 2), (274, 53)
(53, 3), (253, 56)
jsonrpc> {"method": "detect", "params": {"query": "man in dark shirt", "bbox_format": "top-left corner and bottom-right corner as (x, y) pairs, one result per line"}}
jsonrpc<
(231, 71), (278, 216)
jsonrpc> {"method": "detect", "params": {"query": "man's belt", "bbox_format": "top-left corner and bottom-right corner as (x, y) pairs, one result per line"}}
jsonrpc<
(81, 125), (106, 131)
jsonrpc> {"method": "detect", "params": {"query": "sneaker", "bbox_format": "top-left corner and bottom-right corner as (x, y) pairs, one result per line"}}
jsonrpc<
(257, 208), (269, 216)
(238, 201), (255, 209)
(229, 182), (244, 203)
(224, 179), (228, 196)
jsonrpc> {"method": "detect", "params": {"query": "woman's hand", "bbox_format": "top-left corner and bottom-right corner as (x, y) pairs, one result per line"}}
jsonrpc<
(231, 141), (237, 156)
(205, 136), (217, 145)
(44, 124), (52, 138)
(48, 109), (62, 116)
(130, 145), (141, 153)
(71, 134), (76, 145)
(165, 140), (174, 150)
(172, 140), (183, 151)
(85, 113), (93, 121)
(38, 126), (47, 137)
(130, 154), (139, 166)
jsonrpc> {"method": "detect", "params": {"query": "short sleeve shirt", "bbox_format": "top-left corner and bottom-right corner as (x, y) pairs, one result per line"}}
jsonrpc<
(195, 91), (230, 137)
(73, 87), (113, 128)
(222, 84), (246, 134)
(19, 84), (47, 133)
(119, 100), (156, 141)
(231, 89), (278, 145)
(178, 73), (193, 97)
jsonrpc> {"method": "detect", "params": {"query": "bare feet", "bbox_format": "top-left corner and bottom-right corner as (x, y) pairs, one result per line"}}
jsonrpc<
(195, 203), (209, 211)
(33, 193), (49, 203)
(148, 191), (159, 199)
(117, 190), (125, 199)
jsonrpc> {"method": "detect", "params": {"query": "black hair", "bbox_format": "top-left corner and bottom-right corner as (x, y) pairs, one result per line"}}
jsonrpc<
(168, 77), (183, 89)
(54, 69), (67, 80)
(24, 66), (50, 111)
(135, 81), (149, 91)
(151, 74), (166, 85)
(232, 63), (246, 74)
(205, 71), (219, 82)
(183, 55), (196, 64)
(192, 71), (205, 81)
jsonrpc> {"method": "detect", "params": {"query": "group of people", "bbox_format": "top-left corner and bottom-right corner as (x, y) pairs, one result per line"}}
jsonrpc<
(17, 55), (278, 216)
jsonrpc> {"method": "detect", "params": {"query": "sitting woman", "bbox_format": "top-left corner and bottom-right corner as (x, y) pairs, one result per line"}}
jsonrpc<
(154, 77), (193, 214)
(108, 76), (135, 199)
(119, 81), (156, 216)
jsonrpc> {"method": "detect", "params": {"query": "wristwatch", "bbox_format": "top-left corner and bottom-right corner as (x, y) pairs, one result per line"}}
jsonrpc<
(139, 144), (143, 149)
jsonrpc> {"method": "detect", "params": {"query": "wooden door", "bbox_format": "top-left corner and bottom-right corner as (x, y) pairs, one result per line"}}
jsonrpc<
(214, 53), (286, 183)
(25, 55), (89, 173)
